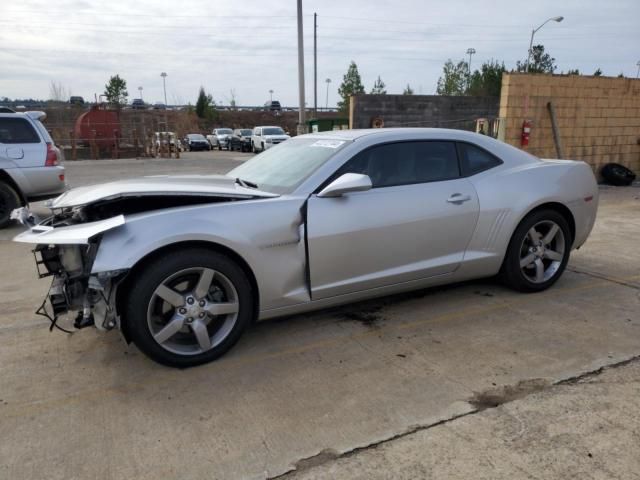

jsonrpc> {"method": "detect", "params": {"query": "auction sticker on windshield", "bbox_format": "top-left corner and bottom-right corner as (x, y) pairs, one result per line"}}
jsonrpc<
(310, 140), (345, 149)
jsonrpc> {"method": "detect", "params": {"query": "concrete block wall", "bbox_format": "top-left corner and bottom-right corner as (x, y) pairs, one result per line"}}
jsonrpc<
(350, 94), (499, 131)
(500, 73), (640, 176)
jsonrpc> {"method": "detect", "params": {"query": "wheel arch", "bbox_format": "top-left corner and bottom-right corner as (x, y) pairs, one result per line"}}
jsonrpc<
(115, 240), (260, 343)
(0, 169), (26, 204)
(498, 201), (576, 275)
(521, 202), (576, 245)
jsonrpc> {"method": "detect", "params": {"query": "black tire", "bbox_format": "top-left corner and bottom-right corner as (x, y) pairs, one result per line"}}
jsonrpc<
(601, 163), (636, 186)
(0, 182), (20, 229)
(500, 209), (572, 293)
(218, 144), (222, 151)
(252, 142), (257, 153)
(124, 248), (254, 368)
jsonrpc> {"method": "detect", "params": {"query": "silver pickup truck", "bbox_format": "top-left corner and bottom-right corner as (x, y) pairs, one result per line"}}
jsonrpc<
(0, 109), (66, 227)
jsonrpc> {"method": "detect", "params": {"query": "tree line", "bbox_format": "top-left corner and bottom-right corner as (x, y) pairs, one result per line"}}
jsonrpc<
(337, 44), (613, 111)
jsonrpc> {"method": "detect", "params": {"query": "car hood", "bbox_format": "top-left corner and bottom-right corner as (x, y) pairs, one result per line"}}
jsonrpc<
(48, 175), (278, 208)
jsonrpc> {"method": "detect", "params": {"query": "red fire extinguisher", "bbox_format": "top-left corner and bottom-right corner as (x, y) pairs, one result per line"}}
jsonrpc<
(521, 120), (531, 147)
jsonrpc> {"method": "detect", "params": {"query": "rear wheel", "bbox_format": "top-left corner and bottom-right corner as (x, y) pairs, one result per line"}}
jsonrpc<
(501, 210), (571, 292)
(124, 248), (254, 368)
(0, 182), (20, 229)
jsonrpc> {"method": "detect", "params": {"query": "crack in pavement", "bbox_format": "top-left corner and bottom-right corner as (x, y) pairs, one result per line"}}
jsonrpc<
(268, 354), (640, 480)
(567, 267), (640, 290)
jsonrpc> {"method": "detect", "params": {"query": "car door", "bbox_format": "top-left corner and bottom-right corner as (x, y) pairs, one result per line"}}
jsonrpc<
(307, 140), (480, 300)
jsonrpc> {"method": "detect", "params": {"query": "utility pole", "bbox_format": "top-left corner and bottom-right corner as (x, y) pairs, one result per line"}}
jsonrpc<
(313, 12), (318, 115)
(325, 78), (331, 109)
(296, 0), (306, 134)
(138, 86), (143, 100)
(636, 60), (640, 78)
(269, 89), (274, 102)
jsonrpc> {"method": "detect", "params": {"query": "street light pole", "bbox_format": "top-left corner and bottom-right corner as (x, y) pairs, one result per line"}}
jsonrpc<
(466, 48), (476, 90)
(313, 12), (318, 115)
(138, 86), (143, 101)
(269, 89), (274, 102)
(296, 0), (306, 134)
(325, 78), (331, 109)
(525, 16), (564, 72)
(160, 72), (168, 105)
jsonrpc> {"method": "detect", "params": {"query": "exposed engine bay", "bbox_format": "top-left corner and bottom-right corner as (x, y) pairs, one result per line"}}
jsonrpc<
(34, 241), (120, 332)
(42, 194), (238, 227)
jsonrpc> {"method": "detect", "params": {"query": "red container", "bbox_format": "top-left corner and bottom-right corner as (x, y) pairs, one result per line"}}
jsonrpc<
(74, 105), (121, 148)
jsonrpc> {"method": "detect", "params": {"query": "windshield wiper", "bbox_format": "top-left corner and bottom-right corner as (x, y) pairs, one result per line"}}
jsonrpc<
(235, 177), (259, 189)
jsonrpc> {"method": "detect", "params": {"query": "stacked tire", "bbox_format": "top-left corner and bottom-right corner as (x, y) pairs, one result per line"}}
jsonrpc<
(601, 163), (636, 186)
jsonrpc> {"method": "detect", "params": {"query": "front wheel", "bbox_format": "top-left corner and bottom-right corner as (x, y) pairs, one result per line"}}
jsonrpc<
(500, 210), (571, 292)
(0, 182), (20, 228)
(124, 249), (254, 367)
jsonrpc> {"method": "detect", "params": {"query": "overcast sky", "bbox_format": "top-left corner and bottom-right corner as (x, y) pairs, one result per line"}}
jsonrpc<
(1, 0), (638, 106)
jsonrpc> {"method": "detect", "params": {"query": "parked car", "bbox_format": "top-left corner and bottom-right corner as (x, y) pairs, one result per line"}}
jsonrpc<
(183, 133), (210, 151)
(229, 129), (253, 152)
(0, 110), (66, 228)
(209, 128), (233, 150)
(264, 100), (282, 112)
(131, 99), (146, 110)
(251, 126), (290, 153)
(13, 128), (598, 367)
(69, 96), (85, 106)
(153, 103), (166, 110)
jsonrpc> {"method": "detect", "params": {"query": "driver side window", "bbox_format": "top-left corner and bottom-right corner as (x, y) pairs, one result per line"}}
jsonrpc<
(335, 141), (460, 188)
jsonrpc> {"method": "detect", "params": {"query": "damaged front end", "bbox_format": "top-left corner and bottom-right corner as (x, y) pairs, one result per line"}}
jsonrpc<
(33, 242), (124, 331)
(13, 174), (279, 336)
(14, 208), (128, 333)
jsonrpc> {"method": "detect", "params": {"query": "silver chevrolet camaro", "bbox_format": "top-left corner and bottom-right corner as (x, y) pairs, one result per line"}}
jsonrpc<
(14, 128), (598, 367)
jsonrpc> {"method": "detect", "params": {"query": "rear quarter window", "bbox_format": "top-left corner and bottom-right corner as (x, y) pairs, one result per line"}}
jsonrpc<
(0, 118), (41, 144)
(457, 142), (503, 176)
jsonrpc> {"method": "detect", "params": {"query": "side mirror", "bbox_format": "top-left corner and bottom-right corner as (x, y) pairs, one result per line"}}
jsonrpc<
(317, 173), (372, 198)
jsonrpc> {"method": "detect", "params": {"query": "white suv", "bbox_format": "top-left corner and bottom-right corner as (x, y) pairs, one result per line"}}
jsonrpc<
(251, 126), (290, 153)
(0, 110), (66, 228)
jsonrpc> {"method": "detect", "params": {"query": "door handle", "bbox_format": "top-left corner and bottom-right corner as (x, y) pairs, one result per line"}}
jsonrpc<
(446, 193), (471, 204)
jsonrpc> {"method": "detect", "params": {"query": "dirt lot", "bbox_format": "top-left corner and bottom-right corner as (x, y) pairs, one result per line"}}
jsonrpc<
(1, 151), (639, 479)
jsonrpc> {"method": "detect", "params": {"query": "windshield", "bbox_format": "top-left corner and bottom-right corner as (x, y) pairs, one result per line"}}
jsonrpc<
(217, 129), (232, 134)
(263, 127), (285, 135)
(189, 134), (206, 141)
(240, 129), (252, 136)
(228, 137), (348, 194)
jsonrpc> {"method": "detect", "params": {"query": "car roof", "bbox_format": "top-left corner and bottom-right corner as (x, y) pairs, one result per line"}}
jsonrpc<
(297, 128), (541, 163)
(298, 127), (492, 140)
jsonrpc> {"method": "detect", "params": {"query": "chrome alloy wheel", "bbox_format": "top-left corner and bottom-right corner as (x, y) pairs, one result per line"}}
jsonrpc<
(519, 220), (566, 284)
(146, 267), (239, 355)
